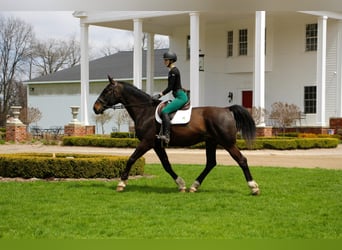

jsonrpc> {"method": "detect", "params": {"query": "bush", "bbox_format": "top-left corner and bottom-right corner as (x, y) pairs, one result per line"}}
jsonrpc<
(0, 153), (144, 179)
(63, 136), (139, 148)
(110, 132), (135, 138)
(62, 135), (339, 150)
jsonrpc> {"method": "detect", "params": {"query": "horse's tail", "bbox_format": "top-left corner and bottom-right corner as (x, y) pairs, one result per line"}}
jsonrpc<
(228, 105), (256, 146)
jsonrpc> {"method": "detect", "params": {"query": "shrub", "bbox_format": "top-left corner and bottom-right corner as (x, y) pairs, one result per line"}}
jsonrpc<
(0, 153), (144, 179)
(110, 132), (135, 138)
(62, 135), (338, 150)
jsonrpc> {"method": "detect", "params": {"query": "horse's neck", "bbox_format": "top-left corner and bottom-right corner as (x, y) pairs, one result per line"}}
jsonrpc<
(122, 94), (154, 123)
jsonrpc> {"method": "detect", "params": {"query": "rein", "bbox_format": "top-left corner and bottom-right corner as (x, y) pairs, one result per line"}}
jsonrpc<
(96, 97), (155, 109)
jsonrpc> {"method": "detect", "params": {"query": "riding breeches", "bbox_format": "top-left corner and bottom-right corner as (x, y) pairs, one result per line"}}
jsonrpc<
(161, 89), (189, 114)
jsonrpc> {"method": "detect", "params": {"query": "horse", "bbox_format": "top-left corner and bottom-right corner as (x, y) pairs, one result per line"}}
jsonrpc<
(93, 76), (260, 195)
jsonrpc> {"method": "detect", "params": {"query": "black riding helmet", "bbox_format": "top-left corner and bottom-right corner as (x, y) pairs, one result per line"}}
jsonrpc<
(163, 51), (177, 63)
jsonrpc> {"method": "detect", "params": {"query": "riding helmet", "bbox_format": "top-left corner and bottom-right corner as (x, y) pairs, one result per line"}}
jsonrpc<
(163, 51), (177, 62)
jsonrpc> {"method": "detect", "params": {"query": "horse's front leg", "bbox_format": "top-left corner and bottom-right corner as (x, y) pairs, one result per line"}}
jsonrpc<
(154, 146), (186, 192)
(117, 142), (151, 192)
(189, 140), (217, 192)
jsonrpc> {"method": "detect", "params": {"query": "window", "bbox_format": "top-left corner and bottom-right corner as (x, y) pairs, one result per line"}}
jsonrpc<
(239, 29), (248, 56)
(186, 35), (190, 60)
(227, 31), (233, 57)
(304, 86), (316, 114)
(305, 23), (318, 51)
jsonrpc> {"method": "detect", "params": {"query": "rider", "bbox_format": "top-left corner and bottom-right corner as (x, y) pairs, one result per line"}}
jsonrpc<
(153, 51), (189, 144)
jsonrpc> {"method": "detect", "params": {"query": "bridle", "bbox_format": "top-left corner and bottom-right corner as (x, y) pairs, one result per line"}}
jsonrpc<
(96, 96), (156, 110)
(96, 97), (113, 109)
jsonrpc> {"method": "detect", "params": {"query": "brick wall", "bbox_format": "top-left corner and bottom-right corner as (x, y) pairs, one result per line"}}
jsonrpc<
(6, 124), (27, 142)
(64, 124), (95, 136)
(329, 118), (342, 135)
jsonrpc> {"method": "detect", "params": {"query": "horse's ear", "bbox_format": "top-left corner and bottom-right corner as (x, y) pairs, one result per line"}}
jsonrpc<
(107, 75), (117, 85)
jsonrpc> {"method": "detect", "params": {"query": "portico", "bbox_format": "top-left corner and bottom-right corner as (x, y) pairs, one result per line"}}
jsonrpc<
(73, 10), (342, 129)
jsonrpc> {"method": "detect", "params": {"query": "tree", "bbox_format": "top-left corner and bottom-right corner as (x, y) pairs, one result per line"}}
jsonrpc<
(92, 110), (114, 134)
(251, 106), (268, 126)
(23, 106), (42, 127)
(269, 102), (301, 133)
(31, 36), (80, 77)
(0, 15), (34, 126)
(112, 108), (131, 132)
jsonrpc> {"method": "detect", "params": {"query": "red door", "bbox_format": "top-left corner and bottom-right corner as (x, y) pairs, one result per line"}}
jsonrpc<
(242, 91), (253, 110)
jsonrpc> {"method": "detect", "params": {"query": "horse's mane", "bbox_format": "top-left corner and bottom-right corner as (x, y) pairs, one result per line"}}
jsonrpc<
(117, 81), (161, 106)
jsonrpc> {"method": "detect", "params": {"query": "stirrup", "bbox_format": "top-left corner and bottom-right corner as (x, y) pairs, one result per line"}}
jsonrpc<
(158, 135), (170, 144)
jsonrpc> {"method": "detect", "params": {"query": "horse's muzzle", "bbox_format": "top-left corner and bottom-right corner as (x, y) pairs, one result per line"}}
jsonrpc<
(93, 101), (104, 114)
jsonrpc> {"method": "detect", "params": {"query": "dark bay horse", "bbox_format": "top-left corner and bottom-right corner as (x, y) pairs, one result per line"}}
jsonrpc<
(93, 76), (260, 195)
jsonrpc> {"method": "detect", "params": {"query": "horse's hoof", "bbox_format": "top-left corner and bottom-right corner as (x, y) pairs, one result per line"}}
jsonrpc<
(189, 181), (200, 193)
(248, 180), (260, 196)
(116, 180), (126, 192)
(179, 188), (187, 193)
(251, 189), (260, 196)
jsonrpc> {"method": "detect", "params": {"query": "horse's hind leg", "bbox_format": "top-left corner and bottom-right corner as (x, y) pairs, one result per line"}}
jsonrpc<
(189, 140), (217, 192)
(226, 145), (260, 195)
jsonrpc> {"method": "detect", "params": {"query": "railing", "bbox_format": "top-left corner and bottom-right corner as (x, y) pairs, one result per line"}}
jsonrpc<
(30, 126), (64, 139)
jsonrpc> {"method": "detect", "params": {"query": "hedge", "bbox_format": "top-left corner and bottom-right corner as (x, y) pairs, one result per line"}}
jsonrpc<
(63, 136), (339, 150)
(63, 136), (139, 148)
(0, 153), (144, 179)
(236, 138), (339, 150)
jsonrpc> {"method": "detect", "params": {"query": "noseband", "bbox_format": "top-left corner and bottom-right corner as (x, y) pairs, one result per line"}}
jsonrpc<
(96, 97), (113, 109)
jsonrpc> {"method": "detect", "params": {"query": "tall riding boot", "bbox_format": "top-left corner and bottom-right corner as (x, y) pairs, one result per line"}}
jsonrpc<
(160, 113), (171, 144)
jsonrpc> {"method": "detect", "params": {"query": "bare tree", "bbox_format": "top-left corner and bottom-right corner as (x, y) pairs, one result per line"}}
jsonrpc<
(24, 106), (42, 127)
(113, 109), (131, 132)
(269, 102), (301, 133)
(31, 36), (80, 77)
(99, 42), (120, 57)
(251, 106), (268, 126)
(0, 15), (34, 126)
(91, 110), (114, 134)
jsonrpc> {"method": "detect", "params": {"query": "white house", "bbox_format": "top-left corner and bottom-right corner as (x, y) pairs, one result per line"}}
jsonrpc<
(26, 11), (342, 133)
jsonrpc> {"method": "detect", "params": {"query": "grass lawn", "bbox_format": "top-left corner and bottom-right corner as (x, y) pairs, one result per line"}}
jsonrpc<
(0, 164), (341, 239)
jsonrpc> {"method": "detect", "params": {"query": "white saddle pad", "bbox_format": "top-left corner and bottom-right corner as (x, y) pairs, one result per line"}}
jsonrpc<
(155, 101), (192, 125)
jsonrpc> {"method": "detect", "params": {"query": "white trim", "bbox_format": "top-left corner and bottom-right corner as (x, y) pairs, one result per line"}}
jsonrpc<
(337, 20), (342, 117)
(316, 16), (327, 126)
(25, 76), (168, 85)
(74, 11), (189, 24)
(253, 11), (266, 126)
(299, 11), (342, 20)
(133, 18), (143, 89)
(146, 33), (154, 94)
(189, 12), (200, 107)
(80, 21), (89, 126)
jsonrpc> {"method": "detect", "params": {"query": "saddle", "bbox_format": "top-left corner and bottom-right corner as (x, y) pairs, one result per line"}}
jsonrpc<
(155, 100), (192, 125)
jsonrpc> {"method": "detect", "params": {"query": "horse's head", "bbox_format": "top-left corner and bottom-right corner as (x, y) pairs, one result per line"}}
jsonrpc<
(93, 75), (122, 114)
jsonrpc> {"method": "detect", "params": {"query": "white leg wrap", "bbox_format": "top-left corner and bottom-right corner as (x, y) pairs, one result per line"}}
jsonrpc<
(117, 180), (127, 188)
(175, 177), (186, 191)
(189, 181), (201, 193)
(248, 180), (260, 195)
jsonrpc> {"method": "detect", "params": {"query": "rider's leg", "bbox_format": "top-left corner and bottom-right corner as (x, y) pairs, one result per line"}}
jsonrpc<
(160, 112), (171, 144)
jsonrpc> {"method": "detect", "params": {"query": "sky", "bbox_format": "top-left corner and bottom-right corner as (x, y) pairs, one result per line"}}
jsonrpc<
(0, 11), (156, 58)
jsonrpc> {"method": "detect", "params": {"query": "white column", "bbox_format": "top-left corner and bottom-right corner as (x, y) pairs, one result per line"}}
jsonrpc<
(316, 16), (327, 126)
(133, 19), (143, 89)
(80, 22), (89, 125)
(146, 33), (155, 95)
(189, 12), (200, 107)
(337, 20), (342, 117)
(253, 11), (266, 126)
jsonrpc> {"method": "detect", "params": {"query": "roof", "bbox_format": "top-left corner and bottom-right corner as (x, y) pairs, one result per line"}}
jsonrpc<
(27, 48), (169, 84)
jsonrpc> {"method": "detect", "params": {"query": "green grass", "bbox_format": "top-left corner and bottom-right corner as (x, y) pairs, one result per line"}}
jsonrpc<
(0, 164), (341, 239)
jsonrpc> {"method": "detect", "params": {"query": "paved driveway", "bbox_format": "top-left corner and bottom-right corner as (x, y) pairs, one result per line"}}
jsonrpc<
(1, 143), (341, 170)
